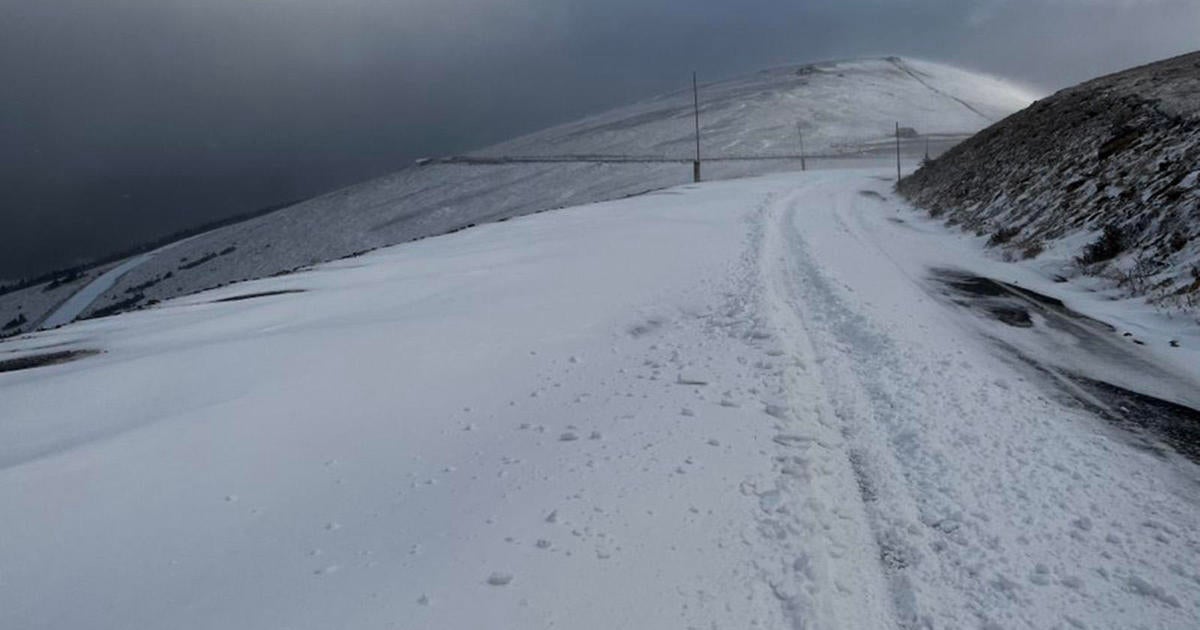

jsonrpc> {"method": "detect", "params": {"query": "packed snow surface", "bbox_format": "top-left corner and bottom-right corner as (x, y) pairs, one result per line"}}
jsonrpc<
(2, 168), (1198, 629)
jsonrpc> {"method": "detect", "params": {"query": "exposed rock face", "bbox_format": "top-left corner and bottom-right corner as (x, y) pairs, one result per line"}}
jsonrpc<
(899, 52), (1200, 311)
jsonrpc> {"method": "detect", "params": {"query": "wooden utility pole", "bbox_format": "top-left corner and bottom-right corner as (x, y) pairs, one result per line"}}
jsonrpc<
(693, 72), (702, 183)
(796, 123), (807, 172)
(895, 121), (902, 181)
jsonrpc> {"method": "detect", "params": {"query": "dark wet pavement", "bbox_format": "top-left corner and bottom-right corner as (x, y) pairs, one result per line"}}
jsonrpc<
(929, 267), (1200, 464)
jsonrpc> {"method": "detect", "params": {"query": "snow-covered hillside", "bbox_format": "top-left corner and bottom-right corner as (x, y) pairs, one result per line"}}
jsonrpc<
(484, 57), (1031, 158)
(900, 51), (1200, 315)
(3, 169), (1198, 629)
(0, 57), (1035, 337)
(0, 265), (109, 335)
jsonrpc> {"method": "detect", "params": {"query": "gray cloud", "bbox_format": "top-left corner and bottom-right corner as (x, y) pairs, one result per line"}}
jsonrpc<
(2, 0), (1197, 279)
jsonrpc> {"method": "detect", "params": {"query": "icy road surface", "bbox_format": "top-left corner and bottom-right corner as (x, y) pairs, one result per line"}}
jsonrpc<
(1, 170), (1198, 629)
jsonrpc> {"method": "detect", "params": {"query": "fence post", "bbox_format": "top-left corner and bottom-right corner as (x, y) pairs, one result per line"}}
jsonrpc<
(895, 121), (902, 181)
(693, 72), (702, 183)
(797, 122), (807, 172)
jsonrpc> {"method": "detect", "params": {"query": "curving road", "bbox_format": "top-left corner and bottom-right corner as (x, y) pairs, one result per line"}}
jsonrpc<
(39, 237), (194, 329)
(2, 170), (1197, 629)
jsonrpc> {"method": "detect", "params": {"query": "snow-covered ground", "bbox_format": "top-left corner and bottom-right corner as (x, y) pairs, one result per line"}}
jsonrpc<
(2, 167), (1197, 629)
(484, 57), (1031, 159)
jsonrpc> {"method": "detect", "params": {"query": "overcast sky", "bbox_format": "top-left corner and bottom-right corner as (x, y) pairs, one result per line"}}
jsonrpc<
(2, 0), (1197, 280)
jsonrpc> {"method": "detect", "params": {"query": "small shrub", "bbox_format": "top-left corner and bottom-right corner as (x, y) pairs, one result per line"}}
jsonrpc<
(1116, 256), (1159, 294)
(85, 294), (145, 320)
(1077, 224), (1125, 266)
(1170, 231), (1189, 252)
(1097, 127), (1141, 161)
(179, 252), (219, 270)
(2, 313), (27, 330)
(1021, 241), (1045, 259)
(43, 270), (84, 292)
(988, 226), (1022, 247)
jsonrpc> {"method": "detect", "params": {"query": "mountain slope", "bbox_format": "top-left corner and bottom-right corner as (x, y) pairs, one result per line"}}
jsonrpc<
(484, 57), (1030, 158)
(0, 57), (1035, 336)
(899, 51), (1200, 313)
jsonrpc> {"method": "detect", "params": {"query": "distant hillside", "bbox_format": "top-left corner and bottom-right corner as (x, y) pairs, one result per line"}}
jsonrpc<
(0, 57), (1034, 336)
(484, 57), (1031, 158)
(899, 52), (1200, 312)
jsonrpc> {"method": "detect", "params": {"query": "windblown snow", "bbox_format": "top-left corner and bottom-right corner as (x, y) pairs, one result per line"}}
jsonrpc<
(2, 168), (1199, 629)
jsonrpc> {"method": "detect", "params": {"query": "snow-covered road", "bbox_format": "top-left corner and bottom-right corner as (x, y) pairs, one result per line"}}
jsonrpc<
(2, 169), (1198, 629)
(39, 237), (194, 330)
(758, 175), (1200, 627)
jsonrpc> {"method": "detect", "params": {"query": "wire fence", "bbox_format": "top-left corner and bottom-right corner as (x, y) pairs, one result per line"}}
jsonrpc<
(427, 134), (967, 169)
(421, 73), (973, 180)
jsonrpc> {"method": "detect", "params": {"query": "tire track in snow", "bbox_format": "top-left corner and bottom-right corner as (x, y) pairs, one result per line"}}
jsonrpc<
(768, 195), (935, 628)
(744, 182), (899, 629)
(768, 181), (1032, 628)
(761, 174), (1200, 629)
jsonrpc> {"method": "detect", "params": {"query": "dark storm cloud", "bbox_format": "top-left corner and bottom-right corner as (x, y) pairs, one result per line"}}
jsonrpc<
(2, 0), (1197, 280)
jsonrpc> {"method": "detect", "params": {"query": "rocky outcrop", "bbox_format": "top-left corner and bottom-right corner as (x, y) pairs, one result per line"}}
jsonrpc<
(900, 52), (1200, 311)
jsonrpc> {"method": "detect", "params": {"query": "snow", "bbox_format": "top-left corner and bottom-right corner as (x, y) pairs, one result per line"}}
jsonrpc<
(39, 239), (188, 329)
(899, 51), (1200, 315)
(2, 167), (1198, 628)
(758, 170), (1200, 628)
(485, 57), (1035, 160)
(40, 253), (158, 329)
(0, 266), (110, 337)
(0, 57), (1035, 333)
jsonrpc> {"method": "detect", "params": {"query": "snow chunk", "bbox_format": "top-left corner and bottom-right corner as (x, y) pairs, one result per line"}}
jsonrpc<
(486, 572), (513, 586)
(1126, 575), (1180, 607)
(764, 403), (790, 419)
